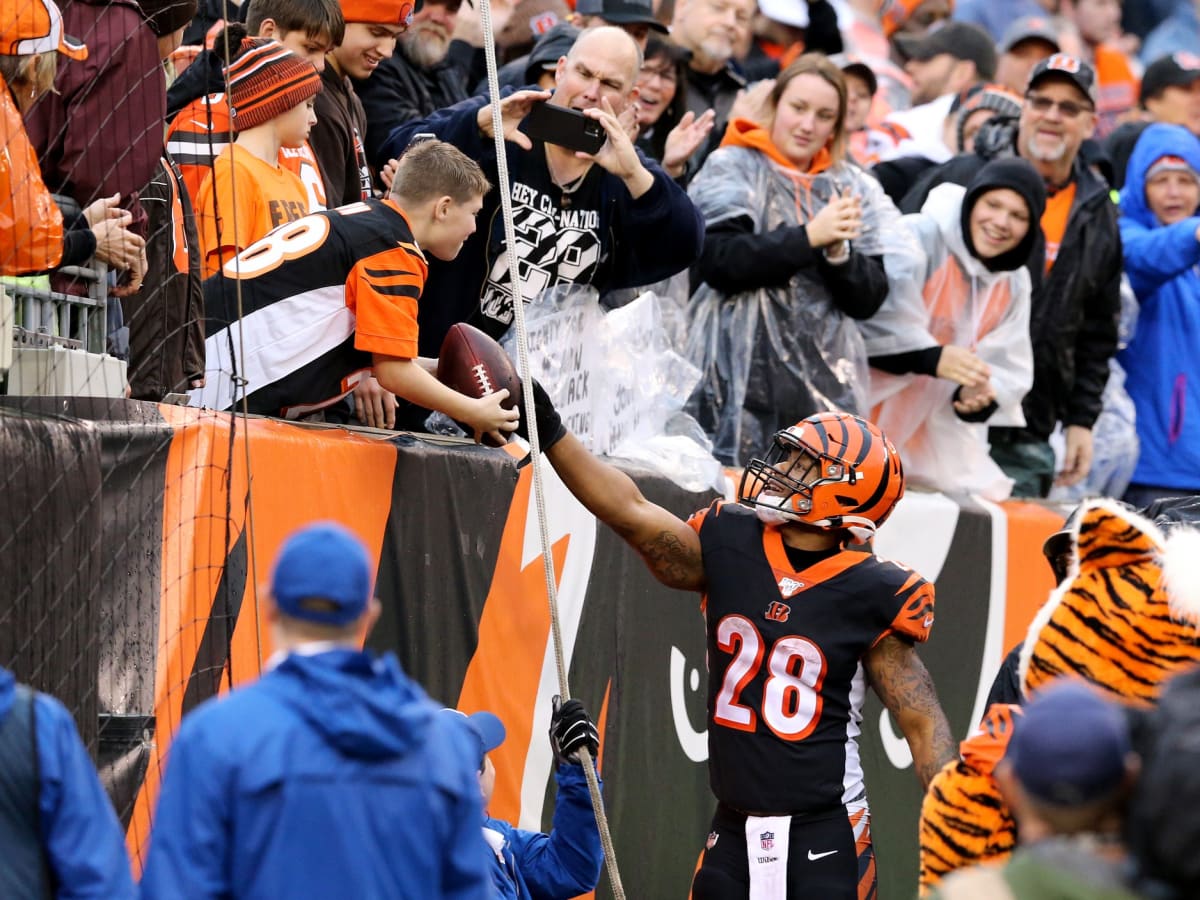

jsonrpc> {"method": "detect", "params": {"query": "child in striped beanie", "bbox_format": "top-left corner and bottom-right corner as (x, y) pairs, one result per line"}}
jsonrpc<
(195, 38), (322, 277)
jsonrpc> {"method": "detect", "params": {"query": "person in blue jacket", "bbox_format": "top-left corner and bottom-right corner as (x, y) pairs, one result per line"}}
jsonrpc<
(378, 25), (705, 361)
(454, 698), (605, 900)
(1117, 122), (1200, 506)
(139, 522), (491, 899)
(0, 666), (136, 899)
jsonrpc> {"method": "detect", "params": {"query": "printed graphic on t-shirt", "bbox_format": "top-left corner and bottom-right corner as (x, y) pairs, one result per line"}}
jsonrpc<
(353, 128), (372, 201)
(479, 180), (602, 326)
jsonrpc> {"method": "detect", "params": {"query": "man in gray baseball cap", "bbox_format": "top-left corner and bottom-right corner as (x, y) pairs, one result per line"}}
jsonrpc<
(996, 15), (1062, 94)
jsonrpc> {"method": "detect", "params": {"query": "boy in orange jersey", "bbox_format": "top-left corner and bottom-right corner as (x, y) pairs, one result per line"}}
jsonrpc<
(165, 0), (344, 211)
(195, 38), (322, 276)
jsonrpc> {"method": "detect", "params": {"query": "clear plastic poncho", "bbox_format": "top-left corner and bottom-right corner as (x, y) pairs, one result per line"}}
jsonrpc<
(684, 144), (921, 466)
(860, 183), (1034, 500)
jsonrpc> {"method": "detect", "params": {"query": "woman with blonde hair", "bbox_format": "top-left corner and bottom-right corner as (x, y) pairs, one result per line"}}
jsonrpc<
(685, 53), (918, 465)
(1, 0), (143, 277)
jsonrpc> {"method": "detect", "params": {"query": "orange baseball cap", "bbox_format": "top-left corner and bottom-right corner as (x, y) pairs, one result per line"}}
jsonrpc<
(0, 0), (88, 61)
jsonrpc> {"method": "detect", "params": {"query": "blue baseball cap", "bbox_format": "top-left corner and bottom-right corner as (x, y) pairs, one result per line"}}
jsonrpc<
(1006, 680), (1131, 807)
(442, 709), (507, 767)
(270, 522), (373, 626)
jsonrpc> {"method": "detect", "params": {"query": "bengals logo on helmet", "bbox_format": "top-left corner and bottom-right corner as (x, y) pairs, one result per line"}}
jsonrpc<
(738, 412), (905, 541)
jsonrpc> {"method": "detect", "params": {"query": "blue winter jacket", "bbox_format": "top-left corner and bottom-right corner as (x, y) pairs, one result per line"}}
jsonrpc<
(1117, 123), (1200, 490)
(139, 649), (491, 899)
(483, 763), (603, 900)
(0, 668), (136, 899)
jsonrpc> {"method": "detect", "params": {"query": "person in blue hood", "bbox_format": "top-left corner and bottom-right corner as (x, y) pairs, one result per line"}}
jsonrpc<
(0, 666), (136, 899)
(451, 698), (605, 900)
(139, 521), (491, 899)
(1117, 122), (1200, 507)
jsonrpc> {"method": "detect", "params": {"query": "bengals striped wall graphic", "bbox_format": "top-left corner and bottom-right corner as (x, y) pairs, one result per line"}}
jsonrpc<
(0, 400), (1063, 897)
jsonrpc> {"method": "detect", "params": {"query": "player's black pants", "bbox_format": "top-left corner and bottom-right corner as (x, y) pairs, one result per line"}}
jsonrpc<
(691, 801), (875, 899)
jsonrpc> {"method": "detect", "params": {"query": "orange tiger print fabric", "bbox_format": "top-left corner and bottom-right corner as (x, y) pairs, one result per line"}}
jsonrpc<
(918, 500), (1200, 894)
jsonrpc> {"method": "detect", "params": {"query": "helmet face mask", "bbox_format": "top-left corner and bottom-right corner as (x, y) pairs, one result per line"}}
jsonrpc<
(738, 413), (905, 541)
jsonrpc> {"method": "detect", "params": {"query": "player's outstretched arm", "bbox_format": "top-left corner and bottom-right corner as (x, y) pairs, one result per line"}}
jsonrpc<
(522, 382), (705, 591)
(864, 635), (956, 789)
(547, 433), (705, 591)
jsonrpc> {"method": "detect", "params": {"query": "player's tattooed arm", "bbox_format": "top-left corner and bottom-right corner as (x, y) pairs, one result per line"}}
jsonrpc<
(634, 529), (706, 592)
(546, 433), (707, 591)
(865, 635), (957, 789)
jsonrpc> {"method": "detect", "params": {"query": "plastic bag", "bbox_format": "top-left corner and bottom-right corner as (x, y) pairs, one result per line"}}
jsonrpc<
(499, 284), (723, 492)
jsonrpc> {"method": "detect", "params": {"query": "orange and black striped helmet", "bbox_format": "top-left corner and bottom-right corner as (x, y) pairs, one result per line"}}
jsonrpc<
(738, 412), (905, 540)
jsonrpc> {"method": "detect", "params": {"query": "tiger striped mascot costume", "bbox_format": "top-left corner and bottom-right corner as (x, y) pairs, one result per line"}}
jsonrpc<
(917, 498), (1200, 893)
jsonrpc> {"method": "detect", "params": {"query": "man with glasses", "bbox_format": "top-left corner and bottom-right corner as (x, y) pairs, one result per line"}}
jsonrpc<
(898, 54), (1121, 499)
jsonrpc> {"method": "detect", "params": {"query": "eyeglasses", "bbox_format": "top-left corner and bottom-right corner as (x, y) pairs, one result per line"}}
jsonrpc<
(639, 64), (678, 84)
(1024, 93), (1094, 118)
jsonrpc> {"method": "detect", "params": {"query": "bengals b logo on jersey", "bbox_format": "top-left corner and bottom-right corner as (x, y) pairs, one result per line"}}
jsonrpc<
(764, 601), (791, 623)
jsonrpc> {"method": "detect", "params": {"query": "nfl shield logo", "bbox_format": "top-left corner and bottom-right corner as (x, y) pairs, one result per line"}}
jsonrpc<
(760, 831), (774, 851)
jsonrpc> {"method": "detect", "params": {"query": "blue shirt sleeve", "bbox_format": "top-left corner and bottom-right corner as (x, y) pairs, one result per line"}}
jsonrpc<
(35, 694), (137, 900)
(507, 763), (604, 900)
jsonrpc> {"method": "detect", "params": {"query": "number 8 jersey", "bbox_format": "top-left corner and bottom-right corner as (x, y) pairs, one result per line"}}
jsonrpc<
(191, 198), (428, 418)
(687, 500), (935, 815)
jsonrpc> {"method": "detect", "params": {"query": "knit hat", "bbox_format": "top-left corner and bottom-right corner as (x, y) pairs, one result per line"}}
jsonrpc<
(340, 0), (415, 26)
(270, 522), (374, 626)
(227, 38), (322, 132)
(953, 82), (1022, 152)
(1146, 154), (1200, 182)
(0, 0), (87, 61)
(138, 0), (200, 37)
(960, 157), (1047, 272)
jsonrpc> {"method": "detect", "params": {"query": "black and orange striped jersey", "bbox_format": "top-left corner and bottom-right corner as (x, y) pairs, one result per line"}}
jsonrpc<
(192, 197), (427, 417)
(686, 500), (934, 816)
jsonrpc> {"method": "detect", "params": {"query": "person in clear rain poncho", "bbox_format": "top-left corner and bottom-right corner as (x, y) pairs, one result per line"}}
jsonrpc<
(684, 53), (921, 466)
(861, 158), (1046, 500)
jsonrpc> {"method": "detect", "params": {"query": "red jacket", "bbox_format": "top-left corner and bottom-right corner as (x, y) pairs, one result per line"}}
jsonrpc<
(24, 0), (165, 234)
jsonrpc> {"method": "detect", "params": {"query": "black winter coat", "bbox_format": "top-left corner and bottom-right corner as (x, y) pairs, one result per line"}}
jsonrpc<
(898, 121), (1121, 440)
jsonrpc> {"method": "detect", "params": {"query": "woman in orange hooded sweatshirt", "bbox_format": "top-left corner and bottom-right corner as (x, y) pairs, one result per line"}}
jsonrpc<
(1, 0), (142, 276)
(684, 53), (921, 466)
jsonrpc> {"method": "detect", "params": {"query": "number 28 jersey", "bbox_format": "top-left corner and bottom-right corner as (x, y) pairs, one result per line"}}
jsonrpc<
(687, 501), (935, 815)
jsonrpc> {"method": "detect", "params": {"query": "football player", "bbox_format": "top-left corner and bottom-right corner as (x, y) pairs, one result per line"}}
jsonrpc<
(521, 389), (956, 899)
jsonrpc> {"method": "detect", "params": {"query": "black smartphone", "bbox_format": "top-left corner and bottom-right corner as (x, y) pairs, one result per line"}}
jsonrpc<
(523, 102), (607, 155)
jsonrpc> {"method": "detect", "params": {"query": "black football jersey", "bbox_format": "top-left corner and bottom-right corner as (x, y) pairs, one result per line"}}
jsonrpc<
(688, 501), (934, 815)
(191, 198), (426, 418)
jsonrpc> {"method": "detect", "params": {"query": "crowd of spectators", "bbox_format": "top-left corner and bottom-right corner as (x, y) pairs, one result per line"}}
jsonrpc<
(7, 0), (1200, 504)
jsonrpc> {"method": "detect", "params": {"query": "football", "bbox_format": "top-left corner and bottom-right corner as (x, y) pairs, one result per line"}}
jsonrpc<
(437, 323), (523, 446)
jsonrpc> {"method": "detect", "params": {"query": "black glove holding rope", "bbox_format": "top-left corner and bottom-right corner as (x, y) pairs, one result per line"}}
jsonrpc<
(549, 695), (599, 766)
(516, 378), (566, 453)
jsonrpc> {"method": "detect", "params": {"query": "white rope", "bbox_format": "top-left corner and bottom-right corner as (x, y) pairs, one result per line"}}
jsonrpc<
(473, 5), (625, 896)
